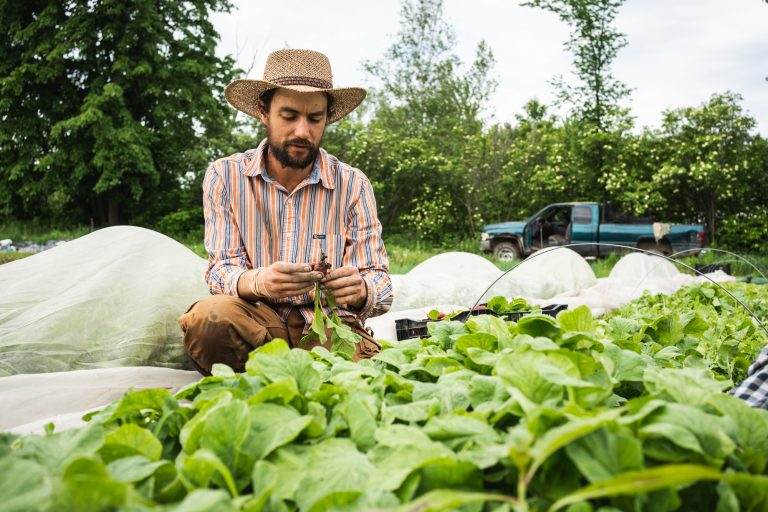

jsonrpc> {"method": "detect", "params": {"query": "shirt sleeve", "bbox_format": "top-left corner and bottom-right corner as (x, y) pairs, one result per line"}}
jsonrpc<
(343, 175), (393, 320)
(731, 344), (768, 409)
(203, 162), (249, 296)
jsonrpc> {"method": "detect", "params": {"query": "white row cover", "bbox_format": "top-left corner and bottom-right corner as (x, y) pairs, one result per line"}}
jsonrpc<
(0, 227), (735, 433)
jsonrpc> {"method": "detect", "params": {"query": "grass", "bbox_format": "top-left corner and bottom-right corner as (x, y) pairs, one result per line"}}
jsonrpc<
(0, 221), (93, 244)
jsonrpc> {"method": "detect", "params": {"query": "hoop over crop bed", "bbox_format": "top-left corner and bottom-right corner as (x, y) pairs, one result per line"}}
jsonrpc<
(2, 282), (768, 511)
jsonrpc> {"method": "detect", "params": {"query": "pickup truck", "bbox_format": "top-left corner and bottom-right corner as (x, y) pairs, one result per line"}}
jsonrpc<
(480, 202), (706, 260)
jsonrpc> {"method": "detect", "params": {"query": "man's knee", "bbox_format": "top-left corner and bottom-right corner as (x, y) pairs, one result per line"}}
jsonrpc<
(179, 295), (270, 374)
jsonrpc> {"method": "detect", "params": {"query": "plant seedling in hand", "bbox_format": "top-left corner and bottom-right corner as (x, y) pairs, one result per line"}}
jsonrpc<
(301, 252), (361, 356)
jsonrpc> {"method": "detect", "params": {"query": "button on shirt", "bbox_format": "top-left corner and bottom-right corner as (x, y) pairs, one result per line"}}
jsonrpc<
(203, 139), (393, 329)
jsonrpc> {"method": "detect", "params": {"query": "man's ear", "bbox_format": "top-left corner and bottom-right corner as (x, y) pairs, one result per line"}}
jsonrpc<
(256, 100), (268, 124)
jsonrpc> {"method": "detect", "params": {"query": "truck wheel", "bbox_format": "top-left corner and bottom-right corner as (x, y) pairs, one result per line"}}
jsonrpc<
(493, 241), (520, 261)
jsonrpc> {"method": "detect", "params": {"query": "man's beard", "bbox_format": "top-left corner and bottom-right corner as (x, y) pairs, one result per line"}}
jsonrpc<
(267, 128), (322, 170)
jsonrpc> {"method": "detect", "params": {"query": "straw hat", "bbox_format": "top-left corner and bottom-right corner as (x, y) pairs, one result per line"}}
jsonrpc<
(224, 49), (367, 124)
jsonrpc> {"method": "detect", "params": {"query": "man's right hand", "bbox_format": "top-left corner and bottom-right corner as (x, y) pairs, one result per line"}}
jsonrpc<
(247, 262), (324, 300)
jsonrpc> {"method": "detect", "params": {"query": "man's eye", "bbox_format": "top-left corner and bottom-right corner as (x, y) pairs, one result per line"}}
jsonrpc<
(310, 117), (322, 123)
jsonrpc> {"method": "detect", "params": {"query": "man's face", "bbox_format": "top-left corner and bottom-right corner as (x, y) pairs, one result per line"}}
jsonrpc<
(259, 89), (328, 170)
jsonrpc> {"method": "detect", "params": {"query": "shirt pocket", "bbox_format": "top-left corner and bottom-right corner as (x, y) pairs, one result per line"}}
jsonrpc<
(305, 232), (347, 273)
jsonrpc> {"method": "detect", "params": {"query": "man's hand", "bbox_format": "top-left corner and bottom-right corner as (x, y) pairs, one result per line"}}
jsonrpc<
(242, 262), (324, 300)
(320, 266), (367, 308)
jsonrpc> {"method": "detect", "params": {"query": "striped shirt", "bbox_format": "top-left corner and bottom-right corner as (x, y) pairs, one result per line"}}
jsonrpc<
(203, 139), (393, 329)
(731, 344), (768, 409)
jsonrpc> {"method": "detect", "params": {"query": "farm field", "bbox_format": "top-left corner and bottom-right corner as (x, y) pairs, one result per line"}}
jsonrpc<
(2, 282), (768, 510)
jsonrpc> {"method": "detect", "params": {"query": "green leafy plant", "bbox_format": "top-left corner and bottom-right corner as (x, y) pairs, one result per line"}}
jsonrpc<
(2, 282), (768, 511)
(300, 254), (361, 357)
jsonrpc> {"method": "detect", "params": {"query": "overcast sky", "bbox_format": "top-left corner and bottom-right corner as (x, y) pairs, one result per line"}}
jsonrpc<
(211, 0), (768, 133)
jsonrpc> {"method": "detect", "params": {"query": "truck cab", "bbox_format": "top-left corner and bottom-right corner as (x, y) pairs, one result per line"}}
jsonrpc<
(480, 202), (705, 260)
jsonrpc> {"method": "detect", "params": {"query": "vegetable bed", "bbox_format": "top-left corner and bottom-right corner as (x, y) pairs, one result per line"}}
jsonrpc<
(2, 282), (768, 511)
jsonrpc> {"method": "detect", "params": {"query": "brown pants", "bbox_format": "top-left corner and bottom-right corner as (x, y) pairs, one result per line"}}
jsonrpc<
(178, 294), (380, 375)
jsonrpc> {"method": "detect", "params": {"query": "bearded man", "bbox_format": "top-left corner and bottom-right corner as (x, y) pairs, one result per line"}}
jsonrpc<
(179, 49), (392, 374)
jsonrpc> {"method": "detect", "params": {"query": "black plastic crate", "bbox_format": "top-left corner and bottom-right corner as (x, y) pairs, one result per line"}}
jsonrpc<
(695, 263), (731, 275)
(394, 303), (568, 341)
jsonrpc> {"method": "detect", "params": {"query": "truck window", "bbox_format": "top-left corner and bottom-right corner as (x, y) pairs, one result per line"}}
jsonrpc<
(574, 206), (592, 224)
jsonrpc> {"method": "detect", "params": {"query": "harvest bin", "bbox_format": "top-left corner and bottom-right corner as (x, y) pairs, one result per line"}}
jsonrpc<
(394, 303), (568, 341)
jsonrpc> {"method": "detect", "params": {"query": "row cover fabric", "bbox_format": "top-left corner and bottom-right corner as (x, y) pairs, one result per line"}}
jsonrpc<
(389, 248), (597, 312)
(0, 367), (199, 434)
(0, 226), (209, 376)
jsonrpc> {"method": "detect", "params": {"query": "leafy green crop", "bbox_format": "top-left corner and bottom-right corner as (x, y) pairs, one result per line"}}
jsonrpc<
(2, 282), (768, 511)
(300, 282), (361, 357)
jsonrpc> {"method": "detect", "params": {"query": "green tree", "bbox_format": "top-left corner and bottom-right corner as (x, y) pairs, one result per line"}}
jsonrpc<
(523, 0), (631, 132)
(0, 0), (238, 227)
(523, 0), (633, 204)
(653, 92), (763, 245)
(352, 0), (498, 242)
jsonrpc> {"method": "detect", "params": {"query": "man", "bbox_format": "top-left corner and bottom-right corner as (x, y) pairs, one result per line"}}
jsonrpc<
(179, 49), (393, 375)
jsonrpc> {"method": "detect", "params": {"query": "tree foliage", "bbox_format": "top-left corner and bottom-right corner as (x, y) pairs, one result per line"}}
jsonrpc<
(0, 0), (238, 226)
(603, 92), (766, 245)
(523, 0), (631, 131)
(2, 0), (767, 255)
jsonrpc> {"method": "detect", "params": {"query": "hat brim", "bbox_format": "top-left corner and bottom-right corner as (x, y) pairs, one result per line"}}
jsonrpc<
(224, 79), (366, 124)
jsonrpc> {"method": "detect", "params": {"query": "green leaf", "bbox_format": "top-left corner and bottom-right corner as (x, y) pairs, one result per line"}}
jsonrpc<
(369, 425), (455, 492)
(428, 320), (470, 349)
(179, 449), (238, 497)
(558, 305), (596, 334)
(267, 444), (309, 502)
(466, 347), (499, 367)
(247, 347), (322, 395)
(329, 311), (362, 356)
(496, 350), (563, 409)
(337, 393), (378, 450)
(242, 460), (277, 512)
(516, 314), (561, 339)
(247, 376), (299, 405)
(527, 408), (624, 482)
(455, 332), (499, 356)
(16, 421), (105, 474)
(58, 455), (128, 511)
(108, 388), (172, 424)
(392, 489), (517, 512)
(706, 393), (768, 473)
(417, 460), (484, 493)
(0, 457), (51, 512)
(465, 315), (512, 344)
(173, 489), (235, 512)
(639, 403), (736, 464)
(198, 400), (252, 485)
(211, 363), (236, 378)
(564, 428), (643, 483)
(105, 455), (171, 483)
(722, 472), (768, 511)
(382, 398), (441, 424)
(246, 402), (312, 460)
(599, 344), (648, 383)
(294, 438), (376, 511)
(548, 464), (726, 512)
(643, 366), (730, 406)
(423, 414), (502, 450)
(253, 338), (291, 356)
(100, 423), (162, 462)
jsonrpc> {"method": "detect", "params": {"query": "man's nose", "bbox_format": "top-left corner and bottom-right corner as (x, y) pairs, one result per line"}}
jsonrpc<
(294, 117), (311, 138)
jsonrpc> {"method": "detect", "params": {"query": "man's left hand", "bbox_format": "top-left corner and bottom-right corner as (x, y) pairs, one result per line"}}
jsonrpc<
(320, 266), (367, 308)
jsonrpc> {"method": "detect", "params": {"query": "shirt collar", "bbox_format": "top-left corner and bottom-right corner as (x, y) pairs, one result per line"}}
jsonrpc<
(241, 138), (335, 190)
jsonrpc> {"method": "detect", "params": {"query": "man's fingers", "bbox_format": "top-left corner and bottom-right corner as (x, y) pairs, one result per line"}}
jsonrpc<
(322, 278), (361, 294)
(273, 261), (312, 273)
(323, 266), (356, 281)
